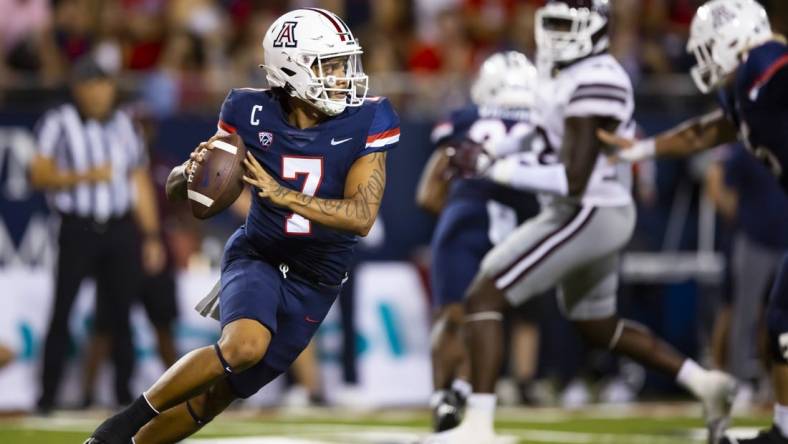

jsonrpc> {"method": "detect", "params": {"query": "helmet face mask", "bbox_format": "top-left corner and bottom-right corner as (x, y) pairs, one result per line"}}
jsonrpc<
(689, 37), (725, 94)
(262, 9), (369, 116)
(687, 0), (772, 93)
(535, 0), (610, 68)
(301, 51), (368, 115)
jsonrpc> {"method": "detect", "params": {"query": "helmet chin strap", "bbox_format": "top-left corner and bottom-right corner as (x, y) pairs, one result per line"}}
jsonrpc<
(313, 99), (346, 116)
(304, 93), (347, 116)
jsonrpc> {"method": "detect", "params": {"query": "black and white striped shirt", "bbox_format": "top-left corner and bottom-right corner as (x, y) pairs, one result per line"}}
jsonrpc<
(35, 103), (146, 221)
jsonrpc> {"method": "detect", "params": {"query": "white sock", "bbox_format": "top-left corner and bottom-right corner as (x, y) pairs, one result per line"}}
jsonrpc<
(774, 404), (788, 438)
(464, 393), (497, 430)
(452, 379), (472, 399)
(676, 359), (707, 398)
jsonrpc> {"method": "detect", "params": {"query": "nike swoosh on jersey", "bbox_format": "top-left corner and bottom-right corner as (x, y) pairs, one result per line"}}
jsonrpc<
(305, 316), (320, 323)
(330, 137), (353, 146)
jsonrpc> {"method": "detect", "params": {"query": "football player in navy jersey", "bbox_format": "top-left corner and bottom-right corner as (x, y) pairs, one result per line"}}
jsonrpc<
(85, 8), (398, 444)
(599, 1), (788, 442)
(416, 51), (541, 432)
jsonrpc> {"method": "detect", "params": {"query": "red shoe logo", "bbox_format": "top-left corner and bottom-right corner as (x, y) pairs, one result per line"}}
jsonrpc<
(305, 316), (320, 323)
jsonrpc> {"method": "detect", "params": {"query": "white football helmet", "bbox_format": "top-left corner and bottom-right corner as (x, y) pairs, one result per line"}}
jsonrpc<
(688, 0), (772, 93)
(262, 8), (368, 116)
(535, 0), (611, 68)
(471, 51), (538, 109)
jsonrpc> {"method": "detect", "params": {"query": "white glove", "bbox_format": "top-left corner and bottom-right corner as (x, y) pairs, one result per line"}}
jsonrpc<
(616, 138), (656, 163)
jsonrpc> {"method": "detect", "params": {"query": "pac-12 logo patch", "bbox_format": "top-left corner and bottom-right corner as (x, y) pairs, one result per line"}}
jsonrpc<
(273, 21), (298, 48)
(259, 131), (273, 148)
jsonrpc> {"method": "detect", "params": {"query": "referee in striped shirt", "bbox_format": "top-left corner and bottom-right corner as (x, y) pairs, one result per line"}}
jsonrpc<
(30, 55), (165, 411)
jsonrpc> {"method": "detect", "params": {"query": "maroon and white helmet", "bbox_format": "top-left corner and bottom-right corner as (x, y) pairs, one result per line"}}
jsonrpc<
(261, 8), (368, 116)
(535, 0), (611, 68)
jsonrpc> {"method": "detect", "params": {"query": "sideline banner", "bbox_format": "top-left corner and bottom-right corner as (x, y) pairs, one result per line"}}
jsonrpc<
(0, 267), (219, 410)
(353, 262), (432, 407)
(0, 263), (432, 410)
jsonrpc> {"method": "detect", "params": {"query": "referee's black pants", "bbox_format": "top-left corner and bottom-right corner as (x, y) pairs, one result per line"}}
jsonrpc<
(38, 214), (141, 409)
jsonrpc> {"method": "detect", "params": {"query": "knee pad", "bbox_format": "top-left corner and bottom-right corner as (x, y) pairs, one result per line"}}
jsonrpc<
(214, 343), (234, 375)
(767, 306), (788, 364)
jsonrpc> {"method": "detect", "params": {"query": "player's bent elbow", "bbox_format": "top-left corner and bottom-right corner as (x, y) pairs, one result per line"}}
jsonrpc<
(352, 215), (377, 237)
(416, 198), (439, 215)
(416, 190), (445, 215)
(355, 222), (373, 237)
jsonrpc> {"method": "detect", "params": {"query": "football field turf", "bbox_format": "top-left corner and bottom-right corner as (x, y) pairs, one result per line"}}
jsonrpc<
(0, 404), (771, 444)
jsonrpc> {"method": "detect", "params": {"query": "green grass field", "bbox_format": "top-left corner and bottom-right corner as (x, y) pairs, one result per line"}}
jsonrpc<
(0, 404), (772, 444)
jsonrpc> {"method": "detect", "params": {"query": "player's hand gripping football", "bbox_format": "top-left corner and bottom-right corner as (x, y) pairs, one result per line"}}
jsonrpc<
(597, 129), (656, 163)
(185, 136), (219, 178)
(445, 138), (493, 179)
(242, 152), (288, 206)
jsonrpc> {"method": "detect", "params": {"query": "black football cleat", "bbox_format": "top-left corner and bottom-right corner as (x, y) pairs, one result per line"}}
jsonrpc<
(721, 426), (788, 444)
(431, 389), (467, 432)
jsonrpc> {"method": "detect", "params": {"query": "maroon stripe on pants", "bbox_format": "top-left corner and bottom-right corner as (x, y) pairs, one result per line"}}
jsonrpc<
(497, 207), (597, 292)
(500, 208), (596, 291)
(493, 207), (582, 283)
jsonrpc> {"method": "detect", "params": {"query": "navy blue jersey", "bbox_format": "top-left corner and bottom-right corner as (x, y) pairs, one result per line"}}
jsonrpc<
(718, 41), (788, 192)
(217, 88), (399, 284)
(431, 105), (536, 206)
(429, 104), (539, 307)
(723, 145), (788, 249)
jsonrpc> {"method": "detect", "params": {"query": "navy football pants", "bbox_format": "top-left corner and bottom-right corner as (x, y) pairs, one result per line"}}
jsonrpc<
(219, 228), (339, 398)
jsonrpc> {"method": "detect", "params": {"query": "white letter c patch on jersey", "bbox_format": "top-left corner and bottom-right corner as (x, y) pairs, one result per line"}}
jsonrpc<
(250, 105), (263, 126)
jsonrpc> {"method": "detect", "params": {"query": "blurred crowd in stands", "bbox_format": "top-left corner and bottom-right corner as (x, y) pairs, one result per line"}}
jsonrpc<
(4, 0), (788, 116)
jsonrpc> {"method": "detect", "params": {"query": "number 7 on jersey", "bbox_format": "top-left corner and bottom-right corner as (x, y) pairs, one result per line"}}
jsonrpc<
(282, 156), (323, 235)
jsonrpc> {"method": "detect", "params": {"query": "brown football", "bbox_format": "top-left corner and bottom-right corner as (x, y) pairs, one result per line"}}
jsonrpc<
(186, 133), (246, 219)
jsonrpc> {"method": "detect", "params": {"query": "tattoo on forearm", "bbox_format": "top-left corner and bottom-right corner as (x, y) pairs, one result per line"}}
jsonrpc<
(286, 152), (386, 224)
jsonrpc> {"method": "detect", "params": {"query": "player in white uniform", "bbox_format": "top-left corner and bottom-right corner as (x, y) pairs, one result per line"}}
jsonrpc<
(425, 2), (737, 444)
